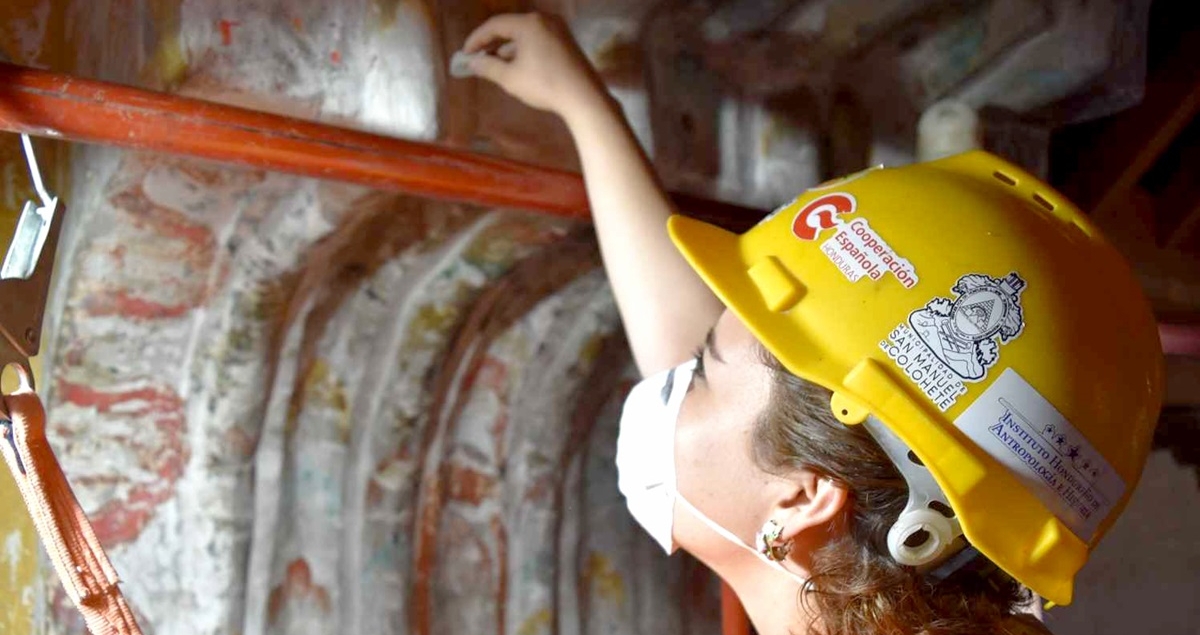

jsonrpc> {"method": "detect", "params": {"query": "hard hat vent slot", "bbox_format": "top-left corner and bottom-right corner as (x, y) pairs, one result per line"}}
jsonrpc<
(1032, 193), (1056, 212)
(906, 450), (924, 466)
(992, 171), (1018, 186)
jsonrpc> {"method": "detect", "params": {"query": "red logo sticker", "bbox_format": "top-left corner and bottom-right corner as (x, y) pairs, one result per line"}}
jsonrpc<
(791, 193), (857, 240)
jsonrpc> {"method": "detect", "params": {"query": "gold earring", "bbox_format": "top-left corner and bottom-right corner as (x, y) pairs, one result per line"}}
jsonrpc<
(756, 519), (792, 561)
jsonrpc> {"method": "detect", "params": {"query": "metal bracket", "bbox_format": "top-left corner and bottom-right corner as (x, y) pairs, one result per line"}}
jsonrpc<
(0, 134), (63, 388)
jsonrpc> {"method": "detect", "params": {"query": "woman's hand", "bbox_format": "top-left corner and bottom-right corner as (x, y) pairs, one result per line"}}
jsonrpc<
(461, 12), (723, 377)
(462, 13), (608, 123)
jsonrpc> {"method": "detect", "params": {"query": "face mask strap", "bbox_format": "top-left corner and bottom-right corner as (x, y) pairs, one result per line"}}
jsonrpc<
(674, 496), (808, 585)
(665, 358), (804, 584)
(618, 357), (807, 584)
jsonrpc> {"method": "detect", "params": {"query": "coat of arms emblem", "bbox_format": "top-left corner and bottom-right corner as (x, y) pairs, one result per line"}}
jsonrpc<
(908, 272), (1027, 381)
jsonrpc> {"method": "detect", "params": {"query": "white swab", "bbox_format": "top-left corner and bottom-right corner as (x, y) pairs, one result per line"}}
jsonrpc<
(449, 42), (517, 78)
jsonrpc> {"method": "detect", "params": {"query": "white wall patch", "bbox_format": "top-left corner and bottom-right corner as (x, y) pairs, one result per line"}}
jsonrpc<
(954, 368), (1124, 539)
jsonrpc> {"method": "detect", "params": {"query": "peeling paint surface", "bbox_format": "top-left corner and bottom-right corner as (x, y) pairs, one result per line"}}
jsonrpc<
(0, 1), (1175, 635)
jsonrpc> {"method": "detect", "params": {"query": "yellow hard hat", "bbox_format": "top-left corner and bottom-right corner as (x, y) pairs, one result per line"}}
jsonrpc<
(668, 150), (1163, 606)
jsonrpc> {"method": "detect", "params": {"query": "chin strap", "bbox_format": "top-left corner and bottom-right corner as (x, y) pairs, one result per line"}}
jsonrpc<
(0, 365), (144, 635)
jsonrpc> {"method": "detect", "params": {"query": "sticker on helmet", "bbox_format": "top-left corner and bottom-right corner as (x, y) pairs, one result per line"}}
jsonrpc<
(791, 193), (919, 288)
(792, 193), (856, 240)
(879, 272), (1026, 411)
(954, 368), (1123, 539)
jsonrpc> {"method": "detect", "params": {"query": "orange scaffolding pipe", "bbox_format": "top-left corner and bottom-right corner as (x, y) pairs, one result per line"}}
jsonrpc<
(0, 62), (761, 232)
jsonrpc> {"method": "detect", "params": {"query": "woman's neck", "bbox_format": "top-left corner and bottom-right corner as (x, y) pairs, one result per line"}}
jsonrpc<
(705, 549), (816, 635)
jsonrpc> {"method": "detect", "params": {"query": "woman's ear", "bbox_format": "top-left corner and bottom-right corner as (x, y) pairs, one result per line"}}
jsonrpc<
(775, 472), (848, 542)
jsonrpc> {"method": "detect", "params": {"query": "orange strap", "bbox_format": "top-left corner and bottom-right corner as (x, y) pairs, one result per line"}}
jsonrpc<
(0, 365), (143, 635)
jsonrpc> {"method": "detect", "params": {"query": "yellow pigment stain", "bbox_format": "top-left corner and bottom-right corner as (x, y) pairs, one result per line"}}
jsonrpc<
(375, 0), (433, 31)
(584, 552), (626, 606)
(578, 334), (604, 365)
(145, 32), (188, 89)
(142, 0), (186, 89)
(516, 608), (553, 635)
(411, 303), (459, 339)
(464, 233), (517, 271)
(303, 359), (352, 441)
(374, 0), (404, 29)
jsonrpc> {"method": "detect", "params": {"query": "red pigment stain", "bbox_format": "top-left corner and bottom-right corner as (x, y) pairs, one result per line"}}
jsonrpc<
(85, 289), (195, 320)
(366, 479), (384, 507)
(331, 50), (342, 64)
(467, 356), (509, 393)
(491, 516), (508, 635)
(90, 485), (176, 546)
(291, 17), (304, 31)
(412, 477), (443, 635)
(219, 19), (239, 46)
(63, 343), (85, 366)
(445, 463), (497, 505)
(110, 187), (214, 248)
(221, 427), (257, 460)
(268, 558), (332, 624)
(489, 411), (509, 459)
(523, 473), (557, 505)
(56, 381), (188, 546)
(88, 186), (217, 319)
(58, 381), (181, 417)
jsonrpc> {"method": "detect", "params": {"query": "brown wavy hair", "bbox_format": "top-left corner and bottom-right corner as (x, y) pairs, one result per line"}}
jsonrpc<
(755, 348), (1051, 635)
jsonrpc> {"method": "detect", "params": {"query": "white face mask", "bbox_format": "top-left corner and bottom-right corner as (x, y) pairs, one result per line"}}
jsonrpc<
(615, 359), (807, 584)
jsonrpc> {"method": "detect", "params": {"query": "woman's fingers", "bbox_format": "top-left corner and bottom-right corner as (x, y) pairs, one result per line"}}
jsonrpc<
(494, 41), (518, 61)
(467, 54), (511, 85)
(456, 12), (602, 117)
(463, 13), (533, 53)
